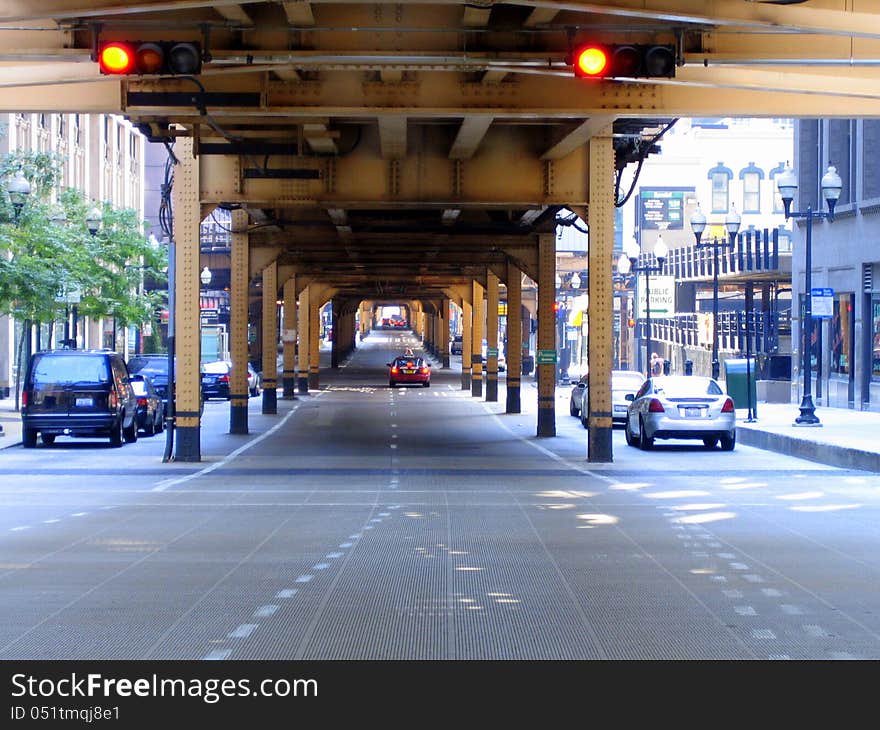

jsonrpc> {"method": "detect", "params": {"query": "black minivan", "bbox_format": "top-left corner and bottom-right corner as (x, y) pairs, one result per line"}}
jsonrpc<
(21, 349), (139, 448)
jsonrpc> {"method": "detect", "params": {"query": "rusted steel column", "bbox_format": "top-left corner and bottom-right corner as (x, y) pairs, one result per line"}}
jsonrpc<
(537, 233), (556, 437)
(485, 269), (499, 402)
(229, 208), (250, 433)
(587, 133), (615, 462)
(331, 298), (340, 368)
(461, 299), (472, 390)
(471, 280), (484, 398)
(261, 260), (278, 414)
(281, 275), (297, 398)
(171, 137), (201, 461)
(506, 262), (522, 414)
(297, 285), (310, 394)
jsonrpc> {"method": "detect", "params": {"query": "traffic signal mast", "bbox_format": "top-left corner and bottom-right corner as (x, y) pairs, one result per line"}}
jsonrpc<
(97, 40), (201, 76)
(570, 44), (676, 79)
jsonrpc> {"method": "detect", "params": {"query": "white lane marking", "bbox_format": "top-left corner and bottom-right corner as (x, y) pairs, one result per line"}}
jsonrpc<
(752, 629), (776, 639)
(276, 589), (298, 599)
(339, 543), (353, 549)
(780, 604), (804, 615)
(43, 519), (61, 524)
(326, 552), (343, 559)
(203, 650), (232, 660)
(152, 402), (301, 491)
(71, 512), (88, 517)
(803, 624), (829, 638)
(312, 563), (329, 570)
(11, 526), (30, 532)
(295, 575), (313, 583)
(253, 605), (278, 618)
(734, 606), (757, 616)
(229, 624), (258, 638)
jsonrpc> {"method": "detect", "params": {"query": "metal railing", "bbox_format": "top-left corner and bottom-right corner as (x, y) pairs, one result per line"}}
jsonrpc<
(647, 309), (790, 354)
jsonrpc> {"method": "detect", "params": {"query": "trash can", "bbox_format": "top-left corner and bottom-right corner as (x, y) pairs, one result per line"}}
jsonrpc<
(521, 355), (534, 376)
(723, 358), (757, 414)
(684, 359), (693, 376)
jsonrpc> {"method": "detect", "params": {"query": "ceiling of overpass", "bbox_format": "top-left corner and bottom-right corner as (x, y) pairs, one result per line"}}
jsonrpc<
(2, 1), (880, 304)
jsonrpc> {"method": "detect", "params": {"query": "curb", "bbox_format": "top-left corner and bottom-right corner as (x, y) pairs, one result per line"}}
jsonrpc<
(737, 425), (880, 472)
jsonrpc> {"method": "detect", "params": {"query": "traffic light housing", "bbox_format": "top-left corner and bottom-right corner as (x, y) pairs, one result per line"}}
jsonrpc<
(571, 43), (676, 79)
(98, 40), (202, 76)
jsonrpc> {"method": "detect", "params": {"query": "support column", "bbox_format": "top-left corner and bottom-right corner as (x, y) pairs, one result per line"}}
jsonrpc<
(537, 233), (556, 437)
(506, 263), (522, 413)
(281, 275), (297, 398)
(471, 280), (484, 398)
(586, 134), (615, 461)
(440, 298), (450, 368)
(171, 137), (201, 461)
(309, 294), (320, 390)
(331, 298), (340, 368)
(461, 299), (472, 389)
(229, 209), (249, 434)
(486, 270), (499, 402)
(261, 260), (278, 414)
(297, 285), (310, 393)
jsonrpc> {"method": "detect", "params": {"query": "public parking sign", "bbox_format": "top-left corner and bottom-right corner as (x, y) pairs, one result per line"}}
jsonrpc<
(812, 287), (833, 318)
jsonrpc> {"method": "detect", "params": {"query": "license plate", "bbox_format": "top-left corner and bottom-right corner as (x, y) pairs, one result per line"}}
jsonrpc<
(202, 377), (212, 383)
(614, 405), (626, 413)
(684, 407), (702, 417)
(75, 397), (93, 407)
(404, 369), (415, 374)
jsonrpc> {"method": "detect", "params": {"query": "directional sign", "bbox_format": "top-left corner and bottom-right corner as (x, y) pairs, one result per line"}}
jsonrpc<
(812, 287), (833, 318)
(536, 349), (557, 364)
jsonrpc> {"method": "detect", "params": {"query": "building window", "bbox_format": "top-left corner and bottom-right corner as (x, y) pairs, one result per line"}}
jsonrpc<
(739, 163), (764, 214)
(830, 293), (854, 376)
(708, 163), (733, 213)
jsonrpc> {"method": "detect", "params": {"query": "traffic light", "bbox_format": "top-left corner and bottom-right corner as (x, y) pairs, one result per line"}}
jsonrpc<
(97, 41), (201, 76)
(570, 43), (676, 79)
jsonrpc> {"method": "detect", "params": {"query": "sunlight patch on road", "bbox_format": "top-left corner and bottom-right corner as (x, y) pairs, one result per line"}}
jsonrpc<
(673, 511), (736, 524)
(790, 504), (861, 512)
(643, 490), (710, 499)
(775, 491), (823, 500)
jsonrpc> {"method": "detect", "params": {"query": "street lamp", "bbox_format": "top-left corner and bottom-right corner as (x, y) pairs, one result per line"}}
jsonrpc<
(690, 203), (741, 379)
(7, 169), (31, 222)
(776, 162), (841, 427)
(200, 266), (212, 287)
(554, 270), (586, 382)
(86, 206), (102, 236)
(617, 235), (668, 377)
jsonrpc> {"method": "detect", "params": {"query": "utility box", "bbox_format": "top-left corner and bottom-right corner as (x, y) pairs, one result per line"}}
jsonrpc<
(724, 358), (757, 414)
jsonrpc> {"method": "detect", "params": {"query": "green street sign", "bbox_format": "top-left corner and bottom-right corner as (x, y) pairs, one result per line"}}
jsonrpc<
(536, 349), (557, 364)
(486, 347), (498, 357)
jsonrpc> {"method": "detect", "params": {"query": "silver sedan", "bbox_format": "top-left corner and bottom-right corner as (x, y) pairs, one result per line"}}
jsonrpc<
(569, 370), (646, 428)
(624, 375), (736, 450)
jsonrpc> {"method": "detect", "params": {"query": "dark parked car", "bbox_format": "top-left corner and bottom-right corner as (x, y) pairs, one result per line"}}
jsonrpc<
(450, 335), (463, 355)
(21, 349), (139, 448)
(130, 374), (163, 436)
(201, 360), (232, 400)
(128, 353), (171, 414)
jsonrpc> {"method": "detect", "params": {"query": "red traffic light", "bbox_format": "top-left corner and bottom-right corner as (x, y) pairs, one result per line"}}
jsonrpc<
(573, 45), (609, 78)
(570, 43), (676, 79)
(97, 40), (201, 75)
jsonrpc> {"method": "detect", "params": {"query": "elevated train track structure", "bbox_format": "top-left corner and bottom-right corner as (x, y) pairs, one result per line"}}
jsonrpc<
(1, 0), (878, 461)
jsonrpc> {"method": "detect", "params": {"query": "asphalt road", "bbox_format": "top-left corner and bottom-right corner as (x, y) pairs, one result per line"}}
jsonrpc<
(1, 330), (880, 659)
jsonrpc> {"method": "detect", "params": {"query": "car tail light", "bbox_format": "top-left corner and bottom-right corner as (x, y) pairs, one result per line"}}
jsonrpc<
(648, 398), (665, 413)
(420, 367), (429, 374)
(137, 397), (147, 407)
(391, 366), (399, 374)
(721, 397), (735, 413)
(109, 390), (118, 409)
(21, 390), (28, 407)
(219, 374), (230, 383)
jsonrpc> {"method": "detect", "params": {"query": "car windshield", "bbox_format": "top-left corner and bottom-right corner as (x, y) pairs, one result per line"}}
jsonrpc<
(30, 354), (109, 386)
(612, 373), (645, 390)
(394, 358), (423, 368)
(653, 377), (722, 397)
(202, 361), (231, 374)
(128, 356), (168, 376)
(131, 380), (149, 396)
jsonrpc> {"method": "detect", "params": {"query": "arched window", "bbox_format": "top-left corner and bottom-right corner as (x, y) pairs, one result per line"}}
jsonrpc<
(708, 162), (733, 213)
(769, 162), (787, 213)
(739, 162), (764, 214)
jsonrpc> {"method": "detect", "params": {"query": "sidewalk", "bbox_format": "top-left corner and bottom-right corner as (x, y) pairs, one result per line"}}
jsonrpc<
(2, 383), (880, 473)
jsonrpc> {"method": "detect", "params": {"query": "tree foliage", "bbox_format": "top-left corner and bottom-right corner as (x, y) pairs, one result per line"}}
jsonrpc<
(0, 146), (166, 329)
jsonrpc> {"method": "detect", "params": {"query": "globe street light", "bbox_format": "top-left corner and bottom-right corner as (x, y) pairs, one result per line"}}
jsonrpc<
(86, 206), (102, 236)
(618, 235), (668, 377)
(7, 169), (31, 223)
(776, 162), (842, 427)
(690, 203), (741, 379)
(200, 266), (212, 287)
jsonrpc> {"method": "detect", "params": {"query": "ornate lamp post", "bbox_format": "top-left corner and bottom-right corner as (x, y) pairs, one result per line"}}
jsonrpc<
(689, 204), (742, 379)
(776, 162), (842, 427)
(7, 170), (31, 223)
(617, 235), (668, 377)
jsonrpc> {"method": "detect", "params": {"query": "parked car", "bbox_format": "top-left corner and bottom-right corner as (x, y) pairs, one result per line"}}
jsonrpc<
(127, 353), (171, 415)
(450, 335), (463, 355)
(21, 349), (139, 448)
(388, 355), (431, 387)
(247, 363), (261, 397)
(624, 375), (736, 451)
(130, 373), (164, 436)
(201, 360), (232, 400)
(569, 370), (645, 428)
